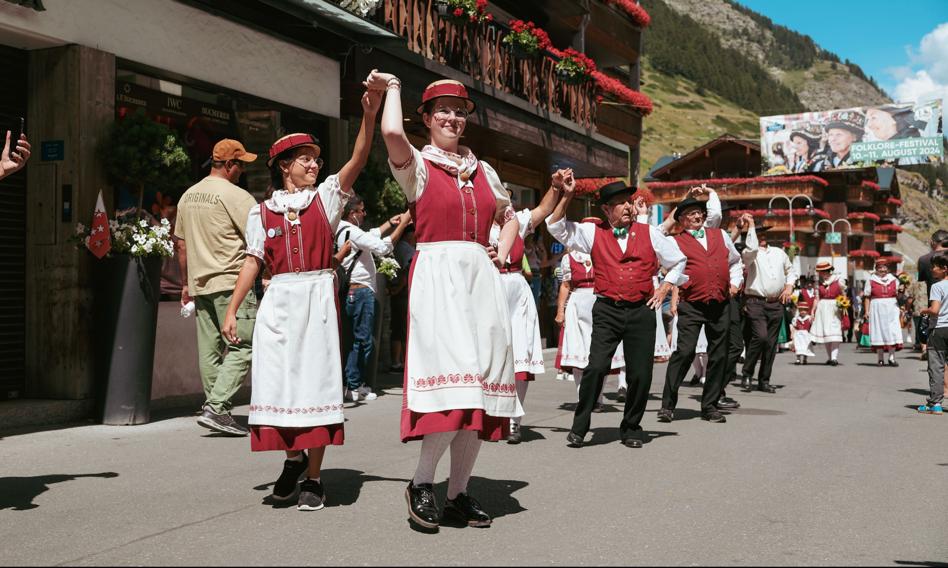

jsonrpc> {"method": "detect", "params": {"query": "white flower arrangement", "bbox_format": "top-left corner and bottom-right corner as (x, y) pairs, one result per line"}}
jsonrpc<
(72, 209), (175, 258)
(338, 0), (380, 17)
(376, 256), (400, 279)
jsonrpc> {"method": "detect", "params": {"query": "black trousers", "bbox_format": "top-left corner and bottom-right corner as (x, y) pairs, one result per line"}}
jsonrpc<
(726, 295), (745, 384)
(662, 300), (730, 414)
(571, 298), (655, 440)
(742, 297), (784, 384)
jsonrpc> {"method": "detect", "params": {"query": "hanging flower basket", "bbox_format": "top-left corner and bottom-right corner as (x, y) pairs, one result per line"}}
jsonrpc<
(552, 47), (597, 85)
(503, 20), (551, 59)
(438, 0), (492, 25)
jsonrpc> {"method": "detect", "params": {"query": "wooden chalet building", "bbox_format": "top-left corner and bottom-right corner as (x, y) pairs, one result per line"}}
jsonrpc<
(644, 135), (903, 281)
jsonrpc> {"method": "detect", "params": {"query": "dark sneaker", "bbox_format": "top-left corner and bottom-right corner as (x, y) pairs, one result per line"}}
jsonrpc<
(406, 481), (440, 529)
(297, 478), (325, 511)
(444, 493), (492, 527)
(506, 422), (522, 444)
(272, 454), (309, 501)
(702, 410), (727, 423)
(197, 407), (249, 436)
(656, 408), (674, 423)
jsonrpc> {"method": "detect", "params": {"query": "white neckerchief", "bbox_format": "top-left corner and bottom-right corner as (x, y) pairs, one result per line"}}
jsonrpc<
(421, 144), (478, 188)
(870, 273), (895, 285)
(265, 188), (318, 226)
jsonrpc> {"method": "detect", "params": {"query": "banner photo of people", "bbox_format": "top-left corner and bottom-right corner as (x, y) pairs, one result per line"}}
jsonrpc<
(760, 96), (944, 174)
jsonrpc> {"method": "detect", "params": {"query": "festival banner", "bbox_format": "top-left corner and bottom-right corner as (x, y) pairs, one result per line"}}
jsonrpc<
(759, 97), (944, 174)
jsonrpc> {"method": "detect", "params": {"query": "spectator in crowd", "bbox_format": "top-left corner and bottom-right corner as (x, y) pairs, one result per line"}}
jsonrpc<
(918, 253), (948, 414)
(388, 220), (416, 372)
(523, 233), (547, 306)
(0, 130), (31, 181)
(917, 229), (948, 359)
(336, 200), (412, 402)
(175, 139), (259, 436)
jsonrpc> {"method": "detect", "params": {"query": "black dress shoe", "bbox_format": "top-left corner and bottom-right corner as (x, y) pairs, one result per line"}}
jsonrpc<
(617, 386), (627, 403)
(444, 493), (492, 527)
(566, 432), (584, 448)
(621, 437), (643, 448)
(689, 374), (700, 386)
(757, 383), (776, 393)
(506, 422), (521, 444)
(888, 360), (899, 367)
(702, 410), (727, 423)
(828, 359), (840, 367)
(716, 397), (740, 410)
(740, 376), (751, 390)
(656, 408), (674, 423)
(405, 481), (440, 529)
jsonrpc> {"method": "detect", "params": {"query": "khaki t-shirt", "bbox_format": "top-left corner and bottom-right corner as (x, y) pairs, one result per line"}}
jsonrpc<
(174, 176), (257, 296)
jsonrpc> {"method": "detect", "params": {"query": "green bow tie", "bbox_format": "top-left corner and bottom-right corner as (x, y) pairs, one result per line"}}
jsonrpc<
(613, 227), (628, 238)
(690, 229), (705, 238)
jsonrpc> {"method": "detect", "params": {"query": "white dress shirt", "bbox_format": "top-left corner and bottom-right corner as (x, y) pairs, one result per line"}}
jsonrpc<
(741, 225), (798, 299)
(546, 218), (688, 287)
(335, 220), (393, 294)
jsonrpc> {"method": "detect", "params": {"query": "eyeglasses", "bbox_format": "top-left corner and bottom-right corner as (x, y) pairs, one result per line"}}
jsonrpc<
(295, 156), (324, 169)
(432, 107), (468, 120)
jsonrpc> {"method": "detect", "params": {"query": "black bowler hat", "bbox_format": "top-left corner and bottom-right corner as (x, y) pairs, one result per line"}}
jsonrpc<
(673, 196), (707, 221)
(597, 181), (636, 205)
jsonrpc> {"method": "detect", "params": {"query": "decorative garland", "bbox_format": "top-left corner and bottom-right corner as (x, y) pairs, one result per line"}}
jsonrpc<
(861, 181), (882, 191)
(646, 175), (829, 190)
(591, 70), (654, 115)
(849, 249), (881, 258)
(602, 0), (651, 27)
(876, 224), (903, 232)
(728, 208), (830, 219)
(847, 212), (880, 222)
(886, 197), (903, 205)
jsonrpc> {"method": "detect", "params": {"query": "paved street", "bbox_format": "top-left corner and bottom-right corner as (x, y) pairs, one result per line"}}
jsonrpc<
(2, 346), (946, 566)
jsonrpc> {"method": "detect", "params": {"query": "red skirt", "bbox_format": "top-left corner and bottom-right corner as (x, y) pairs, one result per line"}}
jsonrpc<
(250, 424), (345, 452)
(515, 371), (535, 382)
(400, 407), (509, 443)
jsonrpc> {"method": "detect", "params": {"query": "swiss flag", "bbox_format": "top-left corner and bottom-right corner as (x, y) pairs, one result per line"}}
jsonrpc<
(87, 190), (112, 259)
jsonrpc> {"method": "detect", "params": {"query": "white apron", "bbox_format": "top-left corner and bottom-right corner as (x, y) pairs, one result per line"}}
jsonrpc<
(793, 328), (815, 356)
(654, 307), (672, 357)
(248, 270), (343, 428)
(560, 288), (624, 370)
(811, 299), (843, 343)
(406, 241), (521, 418)
(869, 297), (903, 348)
(500, 272), (545, 375)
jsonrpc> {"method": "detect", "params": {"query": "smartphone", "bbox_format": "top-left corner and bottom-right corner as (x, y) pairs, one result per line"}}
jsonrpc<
(18, 117), (24, 139)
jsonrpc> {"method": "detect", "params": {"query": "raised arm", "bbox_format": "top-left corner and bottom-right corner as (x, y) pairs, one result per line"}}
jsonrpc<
(336, 90), (381, 191)
(368, 70), (413, 170)
(545, 177), (594, 254)
(529, 169), (569, 228)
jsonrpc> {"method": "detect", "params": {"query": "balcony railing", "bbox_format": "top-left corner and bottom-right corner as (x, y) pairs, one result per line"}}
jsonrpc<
(874, 202), (898, 219)
(380, 0), (596, 128)
(646, 177), (826, 205)
(846, 185), (875, 206)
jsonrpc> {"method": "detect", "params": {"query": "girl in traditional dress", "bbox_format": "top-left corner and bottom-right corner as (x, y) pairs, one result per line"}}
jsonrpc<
(220, 91), (381, 511)
(490, 177), (564, 443)
(372, 71), (521, 529)
(791, 302), (815, 364)
(864, 259), (903, 366)
(810, 261), (846, 366)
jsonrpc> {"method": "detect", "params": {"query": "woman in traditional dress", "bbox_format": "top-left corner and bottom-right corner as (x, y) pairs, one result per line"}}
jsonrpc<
(653, 274), (673, 362)
(864, 259), (903, 366)
(372, 71), (521, 529)
(220, 92), (380, 511)
(490, 176), (564, 443)
(810, 261), (845, 366)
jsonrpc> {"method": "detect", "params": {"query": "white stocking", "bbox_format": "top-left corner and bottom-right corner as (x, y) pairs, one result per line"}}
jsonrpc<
(413, 431), (455, 486)
(825, 342), (840, 361)
(617, 367), (627, 390)
(447, 430), (482, 500)
(692, 353), (708, 379)
(513, 380), (529, 425)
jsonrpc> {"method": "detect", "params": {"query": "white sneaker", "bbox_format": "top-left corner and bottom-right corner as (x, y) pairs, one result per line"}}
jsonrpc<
(356, 386), (378, 401)
(346, 389), (360, 402)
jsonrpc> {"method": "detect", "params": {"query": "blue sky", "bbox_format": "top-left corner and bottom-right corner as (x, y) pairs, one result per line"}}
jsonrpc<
(736, 0), (948, 102)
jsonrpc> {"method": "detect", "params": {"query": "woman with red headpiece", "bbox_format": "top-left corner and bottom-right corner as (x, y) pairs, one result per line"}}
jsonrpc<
(220, 90), (381, 512)
(369, 70), (521, 530)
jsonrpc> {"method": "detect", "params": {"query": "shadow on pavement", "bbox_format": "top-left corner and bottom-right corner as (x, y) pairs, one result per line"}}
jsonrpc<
(435, 476), (528, 525)
(0, 472), (119, 511)
(893, 561), (948, 567)
(254, 469), (410, 509)
(584, 427), (678, 446)
(900, 388), (931, 397)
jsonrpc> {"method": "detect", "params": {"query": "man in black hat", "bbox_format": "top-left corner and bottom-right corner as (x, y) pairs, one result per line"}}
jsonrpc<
(656, 195), (744, 424)
(547, 179), (688, 448)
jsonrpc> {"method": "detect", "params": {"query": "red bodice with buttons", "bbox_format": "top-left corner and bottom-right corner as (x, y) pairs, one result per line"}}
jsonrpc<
(259, 199), (333, 275)
(500, 234), (525, 273)
(589, 223), (657, 302)
(410, 160), (495, 246)
(869, 278), (897, 299)
(568, 254), (595, 289)
(674, 229), (729, 303)
(817, 279), (843, 300)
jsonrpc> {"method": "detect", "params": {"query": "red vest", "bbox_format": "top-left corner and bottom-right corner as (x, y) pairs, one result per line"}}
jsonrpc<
(259, 199), (333, 275)
(410, 160), (495, 246)
(589, 223), (657, 302)
(568, 254), (595, 289)
(674, 229), (729, 303)
(793, 316), (813, 331)
(869, 278), (897, 299)
(818, 279), (842, 300)
(500, 234), (524, 273)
